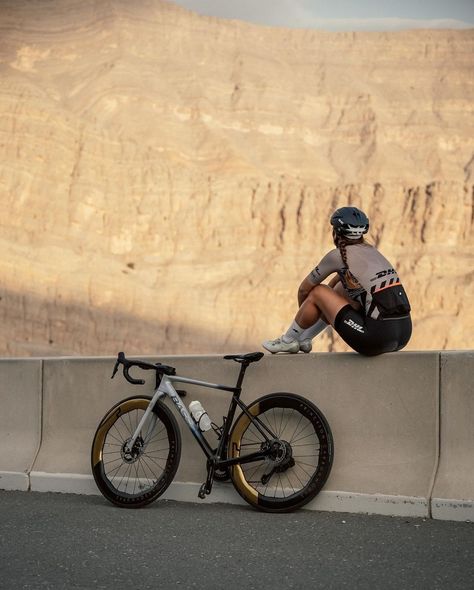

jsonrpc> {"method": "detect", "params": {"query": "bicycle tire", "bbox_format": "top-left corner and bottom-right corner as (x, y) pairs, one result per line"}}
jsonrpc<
(228, 392), (333, 512)
(91, 395), (181, 508)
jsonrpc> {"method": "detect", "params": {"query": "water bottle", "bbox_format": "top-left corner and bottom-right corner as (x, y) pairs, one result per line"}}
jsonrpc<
(189, 400), (212, 432)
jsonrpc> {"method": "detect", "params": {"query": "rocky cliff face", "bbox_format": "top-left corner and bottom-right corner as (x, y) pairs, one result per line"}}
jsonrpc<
(0, 0), (472, 356)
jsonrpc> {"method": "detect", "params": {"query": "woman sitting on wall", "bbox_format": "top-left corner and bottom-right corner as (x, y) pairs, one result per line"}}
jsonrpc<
(263, 207), (412, 356)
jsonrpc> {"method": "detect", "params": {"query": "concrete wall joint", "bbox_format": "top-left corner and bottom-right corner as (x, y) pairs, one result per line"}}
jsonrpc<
(426, 352), (442, 519)
(26, 359), (44, 490)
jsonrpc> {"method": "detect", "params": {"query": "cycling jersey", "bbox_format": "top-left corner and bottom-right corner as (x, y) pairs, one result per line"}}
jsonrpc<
(308, 243), (411, 320)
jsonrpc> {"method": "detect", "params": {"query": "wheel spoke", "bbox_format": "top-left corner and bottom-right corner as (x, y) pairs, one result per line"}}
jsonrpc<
(108, 429), (127, 446)
(138, 455), (160, 486)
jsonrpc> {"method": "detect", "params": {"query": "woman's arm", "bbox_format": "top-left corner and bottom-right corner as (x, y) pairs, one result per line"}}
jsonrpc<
(297, 250), (342, 307)
(328, 274), (341, 289)
(297, 276), (317, 307)
(298, 273), (340, 307)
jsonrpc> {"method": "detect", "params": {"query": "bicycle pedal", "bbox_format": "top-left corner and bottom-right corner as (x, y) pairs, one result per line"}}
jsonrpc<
(198, 483), (207, 499)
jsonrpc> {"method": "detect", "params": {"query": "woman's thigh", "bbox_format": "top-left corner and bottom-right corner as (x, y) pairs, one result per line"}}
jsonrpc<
(333, 281), (360, 310)
(308, 284), (354, 325)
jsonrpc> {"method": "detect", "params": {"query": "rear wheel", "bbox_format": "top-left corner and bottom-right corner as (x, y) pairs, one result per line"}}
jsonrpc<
(91, 396), (181, 507)
(228, 393), (333, 512)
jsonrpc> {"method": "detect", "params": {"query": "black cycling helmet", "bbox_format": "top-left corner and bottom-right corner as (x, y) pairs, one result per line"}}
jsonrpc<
(330, 206), (369, 240)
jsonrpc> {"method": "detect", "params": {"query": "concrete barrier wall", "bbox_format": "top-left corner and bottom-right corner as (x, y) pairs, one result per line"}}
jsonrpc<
(1, 351), (472, 521)
(0, 359), (42, 490)
(431, 351), (474, 521)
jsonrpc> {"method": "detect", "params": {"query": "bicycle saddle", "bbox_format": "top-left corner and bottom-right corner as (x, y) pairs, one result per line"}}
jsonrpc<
(223, 352), (264, 364)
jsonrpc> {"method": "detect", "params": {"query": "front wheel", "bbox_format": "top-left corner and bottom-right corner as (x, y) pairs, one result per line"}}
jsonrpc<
(91, 396), (181, 508)
(228, 393), (333, 512)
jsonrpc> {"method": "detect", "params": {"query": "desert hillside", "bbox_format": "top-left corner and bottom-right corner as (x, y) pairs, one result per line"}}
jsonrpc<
(0, 0), (473, 356)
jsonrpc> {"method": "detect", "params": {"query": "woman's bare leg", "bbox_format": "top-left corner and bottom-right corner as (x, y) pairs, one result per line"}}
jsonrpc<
(263, 280), (360, 353)
(295, 284), (355, 329)
(299, 282), (359, 338)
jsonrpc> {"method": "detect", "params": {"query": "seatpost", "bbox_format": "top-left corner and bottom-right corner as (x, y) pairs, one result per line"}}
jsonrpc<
(235, 362), (250, 391)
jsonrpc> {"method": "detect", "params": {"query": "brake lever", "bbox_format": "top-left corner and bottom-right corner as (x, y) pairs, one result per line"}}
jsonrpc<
(111, 352), (125, 379)
(111, 361), (119, 379)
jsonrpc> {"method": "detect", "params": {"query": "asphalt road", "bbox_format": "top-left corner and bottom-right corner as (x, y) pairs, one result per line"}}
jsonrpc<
(0, 491), (473, 590)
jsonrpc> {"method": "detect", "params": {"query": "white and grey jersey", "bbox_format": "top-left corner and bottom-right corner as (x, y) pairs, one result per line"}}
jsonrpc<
(308, 243), (405, 319)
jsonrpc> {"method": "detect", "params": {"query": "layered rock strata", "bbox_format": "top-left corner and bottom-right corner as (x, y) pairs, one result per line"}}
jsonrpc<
(0, 0), (472, 356)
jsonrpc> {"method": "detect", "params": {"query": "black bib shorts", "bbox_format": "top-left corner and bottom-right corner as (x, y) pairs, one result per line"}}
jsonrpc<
(334, 304), (412, 356)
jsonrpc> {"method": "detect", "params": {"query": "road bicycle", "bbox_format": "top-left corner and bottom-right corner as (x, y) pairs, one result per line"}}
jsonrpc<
(91, 351), (334, 512)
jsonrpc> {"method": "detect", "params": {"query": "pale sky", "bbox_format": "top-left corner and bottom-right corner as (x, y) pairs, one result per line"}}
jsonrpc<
(172, 0), (474, 31)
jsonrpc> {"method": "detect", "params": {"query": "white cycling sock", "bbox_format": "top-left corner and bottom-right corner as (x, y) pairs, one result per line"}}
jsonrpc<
(282, 321), (305, 342)
(300, 319), (328, 341)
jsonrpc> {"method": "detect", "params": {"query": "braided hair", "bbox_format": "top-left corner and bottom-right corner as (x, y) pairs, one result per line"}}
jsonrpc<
(336, 235), (363, 290)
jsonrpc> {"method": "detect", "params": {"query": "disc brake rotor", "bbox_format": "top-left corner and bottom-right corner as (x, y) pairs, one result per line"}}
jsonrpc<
(121, 436), (144, 464)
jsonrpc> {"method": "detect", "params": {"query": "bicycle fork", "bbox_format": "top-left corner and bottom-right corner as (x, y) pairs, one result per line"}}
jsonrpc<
(122, 386), (172, 456)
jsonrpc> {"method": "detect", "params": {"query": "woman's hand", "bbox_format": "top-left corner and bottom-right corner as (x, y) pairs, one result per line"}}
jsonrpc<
(298, 274), (340, 307)
(297, 276), (316, 307)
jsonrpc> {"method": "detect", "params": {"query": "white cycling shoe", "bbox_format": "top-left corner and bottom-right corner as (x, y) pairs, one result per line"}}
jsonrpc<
(299, 339), (312, 354)
(262, 337), (299, 354)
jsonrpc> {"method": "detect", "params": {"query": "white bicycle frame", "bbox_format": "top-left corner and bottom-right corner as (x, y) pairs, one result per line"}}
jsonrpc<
(123, 372), (238, 457)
